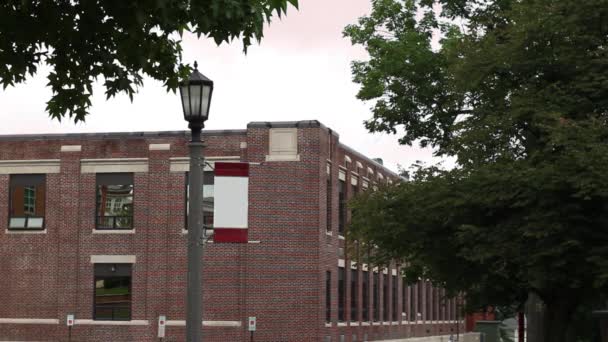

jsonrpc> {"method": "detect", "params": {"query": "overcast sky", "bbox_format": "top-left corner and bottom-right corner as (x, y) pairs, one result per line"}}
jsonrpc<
(0, 0), (444, 172)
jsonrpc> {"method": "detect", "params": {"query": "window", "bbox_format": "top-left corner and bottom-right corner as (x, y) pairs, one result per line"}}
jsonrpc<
(373, 272), (379, 321)
(326, 271), (331, 323)
(326, 163), (332, 232)
(185, 171), (215, 229)
(392, 275), (398, 321)
(96, 173), (133, 229)
(426, 282), (432, 321)
(410, 284), (416, 322)
(94, 263), (132, 321)
(338, 176), (346, 235)
(402, 278), (408, 320)
(383, 274), (389, 321)
(417, 281), (423, 321)
(338, 267), (345, 322)
(351, 268), (358, 322)
(362, 270), (369, 321)
(9, 174), (46, 229)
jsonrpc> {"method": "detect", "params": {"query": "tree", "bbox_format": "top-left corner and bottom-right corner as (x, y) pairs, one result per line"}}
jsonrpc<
(344, 0), (608, 341)
(0, 0), (298, 121)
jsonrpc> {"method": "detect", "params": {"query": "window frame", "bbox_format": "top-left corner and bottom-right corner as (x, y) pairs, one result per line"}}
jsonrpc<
(95, 173), (134, 230)
(338, 267), (346, 322)
(8, 174), (46, 231)
(350, 268), (358, 322)
(93, 263), (132, 321)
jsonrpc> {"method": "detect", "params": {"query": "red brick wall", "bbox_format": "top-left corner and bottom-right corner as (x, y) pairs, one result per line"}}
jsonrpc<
(0, 122), (464, 341)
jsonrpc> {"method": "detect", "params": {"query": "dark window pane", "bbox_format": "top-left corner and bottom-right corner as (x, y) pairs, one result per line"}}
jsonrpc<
(326, 271), (331, 323)
(338, 179), (346, 234)
(326, 170), (332, 232)
(383, 274), (389, 321)
(351, 269), (358, 322)
(94, 264), (132, 321)
(373, 273), (379, 321)
(362, 271), (369, 321)
(338, 267), (345, 322)
(392, 275), (398, 321)
(9, 175), (46, 230)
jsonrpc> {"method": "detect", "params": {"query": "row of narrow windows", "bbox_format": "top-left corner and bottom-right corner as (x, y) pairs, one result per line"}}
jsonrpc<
(6, 172), (213, 231)
(326, 268), (461, 323)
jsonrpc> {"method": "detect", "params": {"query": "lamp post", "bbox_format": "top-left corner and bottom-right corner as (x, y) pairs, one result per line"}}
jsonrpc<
(180, 61), (214, 342)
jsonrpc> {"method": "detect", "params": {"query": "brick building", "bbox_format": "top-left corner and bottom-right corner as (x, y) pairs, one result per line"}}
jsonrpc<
(0, 120), (464, 341)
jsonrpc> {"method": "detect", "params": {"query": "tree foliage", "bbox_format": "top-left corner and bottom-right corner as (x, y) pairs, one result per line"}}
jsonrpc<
(0, 0), (298, 121)
(345, 0), (608, 340)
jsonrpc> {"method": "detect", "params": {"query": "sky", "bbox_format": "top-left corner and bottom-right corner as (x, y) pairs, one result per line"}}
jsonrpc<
(0, 0), (444, 172)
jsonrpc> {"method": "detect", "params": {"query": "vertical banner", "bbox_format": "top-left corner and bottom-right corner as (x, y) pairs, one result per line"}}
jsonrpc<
(213, 162), (249, 243)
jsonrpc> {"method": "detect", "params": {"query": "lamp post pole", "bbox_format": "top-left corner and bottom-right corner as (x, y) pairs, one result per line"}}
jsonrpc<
(180, 61), (214, 342)
(187, 125), (204, 342)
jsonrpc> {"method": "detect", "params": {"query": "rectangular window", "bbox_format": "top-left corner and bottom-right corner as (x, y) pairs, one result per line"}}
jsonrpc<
(383, 274), (389, 321)
(326, 271), (331, 323)
(326, 163), (332, 232)
(417, 281), (423, 321)
(9, 174), (46, 230)
(94, 263), (132, 321)
(426, 282), (432, 321)
(373, 272), (379, 321)
(338, 178), (346, 235)
(338, 267), (345, 322)
(402, 278), (408, 320)
(185, 171), (215, 229)
(96, 173), (133, 229)
(410, 284), (416, 322)
(351, 268), (358, 322)
(392, 275), (398, 321)
(362, 270), (369, 321)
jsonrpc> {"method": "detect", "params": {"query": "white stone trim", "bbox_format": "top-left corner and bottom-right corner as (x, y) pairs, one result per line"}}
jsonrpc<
(382, 321), (391, 325)
(372, 322), (381, 326)
(165, 320), (241, 327)
(337, 322), (347, 327)
(5, 229), (47, 235)
(392, 269), (397, 276)
(351, 176), (358, 186)
(351, 261), (358, 270)
(338, 235), (345, 240)
(240, 142), (247, 149)
(367, 167), (374, 175)
(326, 231), (333, 236)
(383, 268), (388, 275)
(61, 145), (82, 152)
(362, 264), (369, 271)
(265, 154), (300, 162)
(90, 255), (136, 264)
(0, 159), (60, 174)
(361, 322), (370, 326)
(391, 321), (399, 325)
(149, 143), (170, 151)
(325, 322), (332, 327)
(345, 155), (352, 163)
(0, 318), (59, 324)
(338, 259), (345, 267)
(74, 319), (148, 326)
(356, 161), (363, 169)
(170, 156), (241, 172)
(92, 229), (136, 235)
(350, 322), (359, 326)
(81, 158), (148, 173)
(338, 170), (346, 181)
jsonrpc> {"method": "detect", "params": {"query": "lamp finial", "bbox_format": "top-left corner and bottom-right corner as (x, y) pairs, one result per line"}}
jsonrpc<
(193, 61), (198, 70)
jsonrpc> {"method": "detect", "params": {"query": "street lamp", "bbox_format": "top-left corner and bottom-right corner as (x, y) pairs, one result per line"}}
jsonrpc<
(180, 61), (213, 342)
